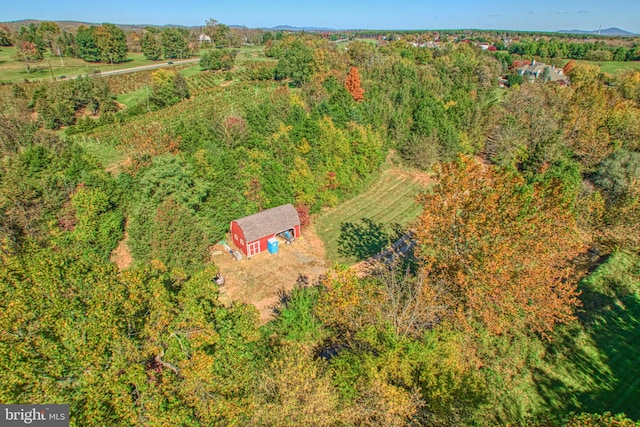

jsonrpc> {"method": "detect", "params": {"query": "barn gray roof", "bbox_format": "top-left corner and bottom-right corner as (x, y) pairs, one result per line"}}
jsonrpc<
(233, 204), (300, 243)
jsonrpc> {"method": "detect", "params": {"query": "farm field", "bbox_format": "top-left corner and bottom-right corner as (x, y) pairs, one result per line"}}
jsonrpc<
(315, 164), (432, 264)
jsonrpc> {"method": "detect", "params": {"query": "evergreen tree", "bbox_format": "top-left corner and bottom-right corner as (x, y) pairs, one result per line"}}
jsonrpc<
(161, 27), (191, 59)
(200, 48), (237, 71)
(141, 31), (162, 60)
(0, 27), (13, 46)
(76, 26), (100, 62)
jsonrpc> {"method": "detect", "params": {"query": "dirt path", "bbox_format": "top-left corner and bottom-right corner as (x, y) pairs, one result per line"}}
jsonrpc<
(211, 228), (328, 324)
(388, 167), (434, 187)
(111, 229), (133, 270)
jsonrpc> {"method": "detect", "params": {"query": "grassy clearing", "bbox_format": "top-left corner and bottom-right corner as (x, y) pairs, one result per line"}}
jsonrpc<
(179, 65), (202, 78)
(236, 45), (274, 63)
(71, 135), (129, 171)
(335, 38), (378, 49)
(535, 251), (640, 420)
(314, 165), (430, 264)
(577, 59), (640, 75)
(116, 86), (149, 108)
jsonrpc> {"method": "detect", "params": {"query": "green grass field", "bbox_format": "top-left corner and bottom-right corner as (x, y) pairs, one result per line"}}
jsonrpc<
(577, 59), (640, 75)
(335, 37), (379, 49)
(71, 134), (129, 172)
(236, 45), (274, 63)
(178, 64), (202, 78)
(116, 86), (149, 108)
(0, 47), (195, 84)
(535, 251), (640, 420)
(314, 166), (429, 264)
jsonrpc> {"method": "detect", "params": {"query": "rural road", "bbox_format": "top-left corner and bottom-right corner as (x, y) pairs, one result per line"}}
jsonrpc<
(94, 58), (200, 77)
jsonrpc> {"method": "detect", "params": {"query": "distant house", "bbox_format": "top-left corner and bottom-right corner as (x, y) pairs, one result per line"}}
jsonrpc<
(478, 43), (490, 50)
(412, 41), (441, 48)
(517, 60), (568, 84)
(230, 204), (301, 257)
(197, 34), (212, 43)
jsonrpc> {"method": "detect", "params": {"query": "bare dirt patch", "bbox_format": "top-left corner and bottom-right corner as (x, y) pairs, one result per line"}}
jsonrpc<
(211, 227), (328, 324)
(389, 167), (434, 187)
(111, 229), (133, 270)
(105, 156), (132, 175)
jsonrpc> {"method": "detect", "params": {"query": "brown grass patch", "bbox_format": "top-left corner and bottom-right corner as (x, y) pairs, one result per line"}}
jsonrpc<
(111, 229), (133, 270)
(211, 227), (327, 324)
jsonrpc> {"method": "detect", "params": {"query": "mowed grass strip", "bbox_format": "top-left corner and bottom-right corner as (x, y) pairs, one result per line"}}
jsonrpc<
(533, 251), (640, 420)
(315, 167), (429, 264)
(576, 251), (640, 418)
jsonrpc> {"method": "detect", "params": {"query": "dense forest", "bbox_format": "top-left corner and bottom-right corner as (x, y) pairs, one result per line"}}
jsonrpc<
(1, 21), (640, 426)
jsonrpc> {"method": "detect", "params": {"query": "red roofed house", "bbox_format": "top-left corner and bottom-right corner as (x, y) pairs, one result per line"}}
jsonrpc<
(230, 204), (301, 257)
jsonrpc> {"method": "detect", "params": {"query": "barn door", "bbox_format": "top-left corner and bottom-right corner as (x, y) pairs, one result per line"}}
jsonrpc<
(247, 241), (260, 257)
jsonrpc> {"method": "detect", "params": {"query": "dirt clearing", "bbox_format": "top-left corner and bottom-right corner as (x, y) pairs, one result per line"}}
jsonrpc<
(211, 228), (328, 324)
(111, 229), (133, 270)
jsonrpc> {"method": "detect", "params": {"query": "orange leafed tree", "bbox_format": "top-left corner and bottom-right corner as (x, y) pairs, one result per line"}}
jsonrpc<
(562, 59), (577, 76)
(415, 155), (584, 337)
(345, 66), (365, 102)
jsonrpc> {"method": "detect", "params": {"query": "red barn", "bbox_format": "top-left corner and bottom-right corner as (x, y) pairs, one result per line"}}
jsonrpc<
(230, 204), (301, 257)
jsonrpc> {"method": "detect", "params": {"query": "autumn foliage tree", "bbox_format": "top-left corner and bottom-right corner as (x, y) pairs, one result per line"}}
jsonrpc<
(13, 41), (44, 73)
(415, 155), (584, 337)
(345, 66), (365, 102)
(563, 59), (577, 76)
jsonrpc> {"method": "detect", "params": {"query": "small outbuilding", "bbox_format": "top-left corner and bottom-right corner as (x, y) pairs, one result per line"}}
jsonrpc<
(230, 204), (301, 257)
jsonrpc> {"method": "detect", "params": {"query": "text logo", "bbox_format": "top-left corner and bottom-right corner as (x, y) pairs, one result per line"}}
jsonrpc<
(0, 405), (69, 427)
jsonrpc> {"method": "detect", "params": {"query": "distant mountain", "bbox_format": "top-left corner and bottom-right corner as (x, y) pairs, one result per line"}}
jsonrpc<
(1, 19), (92, 33)
(0, 19), (339, 33)
(0, 19), (187, 32)
(558, 27), (637, 37)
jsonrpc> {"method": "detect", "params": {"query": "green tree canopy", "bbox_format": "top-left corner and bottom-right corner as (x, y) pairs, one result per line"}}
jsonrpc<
(141, 31), (162, 60)
(93, 23), (128, 64)
(76, 25), (100, 62)
(0, 27), (13, 46)
(200, 48), (237, 71)
(36, 21), (60, 53)
(274, 39), (315, 86)
(161, 27), (191, 59)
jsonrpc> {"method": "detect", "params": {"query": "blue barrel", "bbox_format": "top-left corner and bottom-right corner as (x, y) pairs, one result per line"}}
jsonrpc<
(267, 237), (279, 254)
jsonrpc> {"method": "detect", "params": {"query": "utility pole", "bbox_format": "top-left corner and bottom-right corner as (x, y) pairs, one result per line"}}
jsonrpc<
(48, 59), (55, 80)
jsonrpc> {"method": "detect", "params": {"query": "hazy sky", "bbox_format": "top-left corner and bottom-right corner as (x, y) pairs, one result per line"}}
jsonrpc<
(3, 0), (640, 33)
